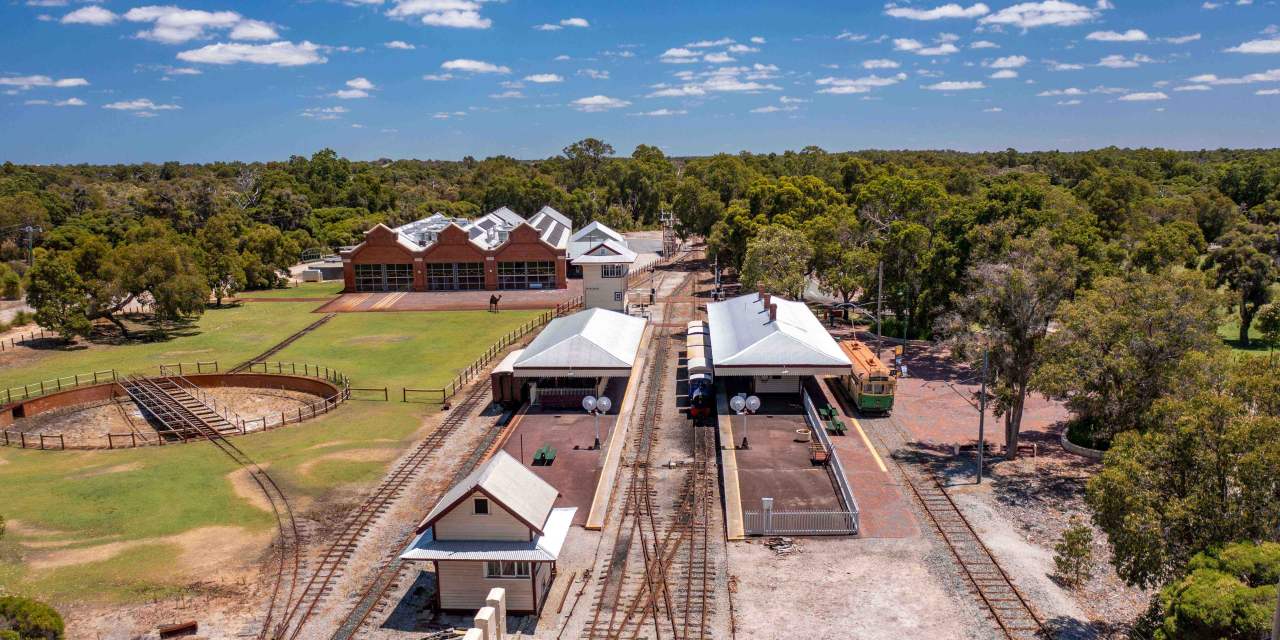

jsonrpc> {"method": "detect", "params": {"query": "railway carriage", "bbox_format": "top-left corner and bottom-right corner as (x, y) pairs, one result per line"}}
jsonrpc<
(685, 321), (715, 423)
(839, 339), (895, 413)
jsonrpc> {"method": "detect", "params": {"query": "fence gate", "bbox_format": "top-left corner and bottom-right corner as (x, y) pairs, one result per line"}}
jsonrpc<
(743, 497), (858, 536)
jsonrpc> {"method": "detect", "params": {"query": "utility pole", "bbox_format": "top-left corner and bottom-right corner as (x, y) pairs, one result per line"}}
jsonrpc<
(875, 260), (884, 359)
(977, 347), (989, 484)
(22, 225), (42, 266)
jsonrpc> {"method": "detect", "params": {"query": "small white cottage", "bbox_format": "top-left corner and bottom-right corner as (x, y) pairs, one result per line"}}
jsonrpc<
(401, 451), (575, 615)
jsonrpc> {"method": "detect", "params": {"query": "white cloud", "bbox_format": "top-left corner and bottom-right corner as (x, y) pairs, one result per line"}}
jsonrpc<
(750, 36), (766, 44)
(178, 41), (327, 66)
(1173, 84), (1211, 91)
(489, 90), (524, 99)
(728, 44), (759, 53)
(780, 95), (809, 103)
(578, 68), (609, 79)
(103, 98), (181, 111)
(704, 52), (736, 63)
(1257, 88), (1280, 95)
(229, 20), (278, 41)
(649, 65), (783, 97)
(863, 58), (901, 69)
(124, 6), (249, 44)
(332, 89), (369, 98)
(1118, 91), (1168, 101)
(533, 23), (561, 31)
(440, 58), (510, 73)
(388, 0), (491, 29)
(893, 38), (959, 55)
(686, 37), (735, 48)
(164, 67), (202, 76)
(990, 69), (1018, 78)
(524, 73), (564, 83)
(1097, 53), (1152, 68)
(571, 94), (630, 111)
(560, 17), (589, 28)
(984, 106), (1003, 112)
(385, 40), (415, 49)
(750, 105), (799, 113)
(61, 5), (117, 25)
(970, 40), (999, 48)
(0, 75), (88, 90)
(1161, 33), (1201, 44)
(659, 47), (700, 64)
(346, 77), (376, 90)
(836, 31), (867, 41)
(1226, 38), (1280, 54)
(1037, 87), (1085, 95)
(1187, 68), (1280, 85)
(422, 73), (454, 81)
(816, 72), (907, 94)
(924, 80), (986, 90)
(987, 54), (1028, 68)
(1057, 98), (1082, 104)
(884, 3), (990, 20)
(1086, 29), (1148, 42)
(630, 108), (686, 116)
(301, 105), (348, 120)
(25, 97), (86, 107)
(979, 1), (1100, 29)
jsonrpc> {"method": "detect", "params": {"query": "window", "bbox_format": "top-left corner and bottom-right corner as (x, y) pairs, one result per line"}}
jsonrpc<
(473, 498), (489, 515)
(497, 261), (556, 290)
(485, 561), (532, 579)
(353, 263), (413, 292)
(601, 264), (625, 279)
(426, 262), (485, 291)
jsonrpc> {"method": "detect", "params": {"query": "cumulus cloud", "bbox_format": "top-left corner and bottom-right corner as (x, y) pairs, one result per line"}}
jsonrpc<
(1257, 88), (1280, 95)
(0, 75), (89, 89)
(571, 94), (630, 111)
(816, 72), (907, 94)
(301, 105), (349, 120)
(984, 106), (1003, 112)
(534, 17), (590, 30)
(524, 73), (564, 83)
(979, 1), (1101, 29)
(630, 108), (686, 116)
(686, 37), (735, 48)
(123, 6), (277, 44)
(25, 97), (86, 107)
(1187, 68), (1280, 85)
(863, 59), (901, 69)
(649, 65), (783, 97)
(1162, 34), (1201, 44)
(750, 105), (799, 113)
(388, 0), (491, 29)
(659, 47), (700, 64)
(704, 52), (735, 63)
(385, 40), (415, 49)
(177, 41), (327, 66)
(1036, 87), (1085, 95)
(1087, 29), (1148, 42)
(1118, 91), (1168, 101)
(893, 38), (959, 56)
(578, 68), (609, 79)
(1173, 84), (1212, 91)
(440, 58), (510, 73)
(103, 98), (181, 111)
(923, 80), (986, 90)
(61, 5), (117, 25)
(987, 54), (1028, 68)
(1097, 53), (1153, 68)
(884, 2), (990, 20)
(990, 69), (1018, 78)
(1227, 38), (1280, 54)
(422, 73), (454, 81)
(970, 40), (999, 48)
(751, 36), (766, 44)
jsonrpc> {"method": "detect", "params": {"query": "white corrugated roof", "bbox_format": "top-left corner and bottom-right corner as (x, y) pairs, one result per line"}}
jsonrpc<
(571, 240), (638, 265)
(707, 293), (850, 369)
(514, 308), (645, 371)
(417, 450), (559, 534)
(402, 507), (576, 562)
(568, 221), (627, 259)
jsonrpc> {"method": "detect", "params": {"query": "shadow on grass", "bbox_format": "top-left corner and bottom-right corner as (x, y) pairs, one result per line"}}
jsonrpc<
(21, 308), (225, 351)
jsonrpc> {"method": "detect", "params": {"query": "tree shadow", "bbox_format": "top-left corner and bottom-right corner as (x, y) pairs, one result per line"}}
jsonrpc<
(1046, 614), (1132, 640)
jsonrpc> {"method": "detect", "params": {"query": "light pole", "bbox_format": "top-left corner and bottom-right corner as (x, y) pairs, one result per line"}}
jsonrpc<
(22, 225), (43, 266)
(730, 394), (760, 450)
(582, 395), (611, 450)
(876, 260), (884, 359)
(976, 347), (990, 484)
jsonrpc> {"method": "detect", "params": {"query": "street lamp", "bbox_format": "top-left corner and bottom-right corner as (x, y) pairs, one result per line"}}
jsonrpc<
(976, 346), (990, 484)
(582, 395), (612, 450)
(729, 394), (760, 450)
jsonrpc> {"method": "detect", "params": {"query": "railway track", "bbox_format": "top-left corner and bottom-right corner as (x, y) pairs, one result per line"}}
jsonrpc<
(858, 413), (1049, 640)
(581, 259), (719, 640)
(273, 377), (496, 640)
(230, 313), (336, 373)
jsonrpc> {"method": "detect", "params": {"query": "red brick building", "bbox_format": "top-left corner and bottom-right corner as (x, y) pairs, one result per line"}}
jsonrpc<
(340, 207), (571, 292)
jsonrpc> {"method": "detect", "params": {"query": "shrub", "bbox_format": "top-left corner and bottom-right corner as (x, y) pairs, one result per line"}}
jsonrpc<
(0, 266), (19, 299)
(0, 596), (64, 640)
(1156, 541), (1280, 640)
(1053, 517), (1095, 588)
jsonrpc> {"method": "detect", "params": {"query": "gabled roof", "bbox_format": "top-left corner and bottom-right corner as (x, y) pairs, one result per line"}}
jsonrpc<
(402, 507), (576, 563)
(570, 221), (625, 245)
(571, 240), (639, 265)
(416, 450), (559, 535)
(707, 293), (850, 370)
(514, 308), (646, 371)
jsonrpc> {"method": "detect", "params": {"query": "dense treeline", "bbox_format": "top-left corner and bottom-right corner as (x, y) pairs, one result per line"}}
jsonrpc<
(3, 141), (1280, 632)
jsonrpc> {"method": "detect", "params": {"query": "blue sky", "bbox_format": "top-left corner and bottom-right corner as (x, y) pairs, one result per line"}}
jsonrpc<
(2, 0), (1279, 163)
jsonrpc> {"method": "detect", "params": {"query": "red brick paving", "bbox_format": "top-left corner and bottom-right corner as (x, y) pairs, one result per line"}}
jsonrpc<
(728, 412), (844, 513)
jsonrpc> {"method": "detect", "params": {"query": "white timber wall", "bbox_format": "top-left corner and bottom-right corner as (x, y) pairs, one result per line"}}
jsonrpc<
(581, 263), (628, 311)
(438, 561), (535, 612)
(434, 495), (531, 542)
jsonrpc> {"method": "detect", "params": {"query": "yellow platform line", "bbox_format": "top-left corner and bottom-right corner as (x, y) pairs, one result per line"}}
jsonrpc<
(718, 392), (745, 540)
(848, 416), (888, 474)
(584, 323), (653, 530)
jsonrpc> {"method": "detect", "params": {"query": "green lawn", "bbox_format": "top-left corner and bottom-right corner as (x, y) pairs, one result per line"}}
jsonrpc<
(0, 302), (323, 391)
(237, 281), (344, 298)
(0, 306), (542, 606)
(1217, 317), (1272, 355)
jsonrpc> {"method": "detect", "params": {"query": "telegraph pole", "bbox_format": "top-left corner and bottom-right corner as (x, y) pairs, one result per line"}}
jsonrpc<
(977, 347), (989, 484)
(875, 260), (884, 359)
(22, 225), (42, 266)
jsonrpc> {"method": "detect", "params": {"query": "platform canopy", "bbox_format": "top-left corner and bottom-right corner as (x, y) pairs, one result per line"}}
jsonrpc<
(707, 292), (851, 377)
(513, 307), (646, 378)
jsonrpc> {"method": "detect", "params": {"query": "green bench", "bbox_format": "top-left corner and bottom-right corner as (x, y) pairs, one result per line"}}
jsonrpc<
(533, 445), (558, 466)
(826, 417), (848, 436)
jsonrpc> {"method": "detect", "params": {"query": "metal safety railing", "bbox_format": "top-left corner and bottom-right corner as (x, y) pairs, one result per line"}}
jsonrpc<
(743, 508), (860, 536)
(803, 387), (861, 535)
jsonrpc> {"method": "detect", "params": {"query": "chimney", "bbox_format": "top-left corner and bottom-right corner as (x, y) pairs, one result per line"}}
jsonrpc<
(757, 284), (766, 301)
(769, 303), (778, 322)
(762, 293), (771, 309)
